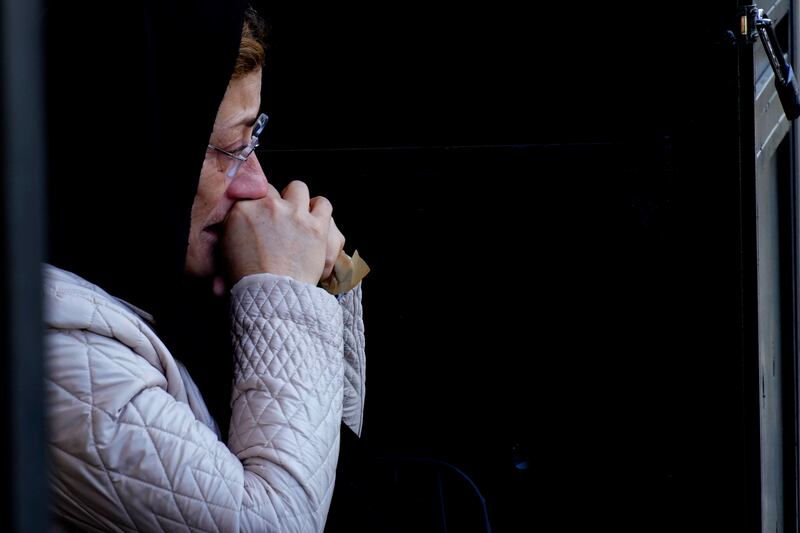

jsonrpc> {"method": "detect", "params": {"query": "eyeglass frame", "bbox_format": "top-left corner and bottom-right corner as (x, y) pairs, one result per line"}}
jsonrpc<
(207, 112), (269, 178)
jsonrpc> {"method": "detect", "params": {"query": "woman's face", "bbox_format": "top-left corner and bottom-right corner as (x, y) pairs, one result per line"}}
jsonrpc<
(185, 68), (268, 279)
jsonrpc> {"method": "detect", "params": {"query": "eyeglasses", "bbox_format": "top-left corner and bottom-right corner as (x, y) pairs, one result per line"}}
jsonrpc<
(207, 113), (269, 178)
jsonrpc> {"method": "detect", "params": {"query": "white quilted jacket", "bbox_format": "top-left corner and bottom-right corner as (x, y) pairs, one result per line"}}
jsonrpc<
(43, 264), (366, 532)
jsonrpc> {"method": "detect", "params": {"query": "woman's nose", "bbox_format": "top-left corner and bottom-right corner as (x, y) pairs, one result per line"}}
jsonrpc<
(226, 154), (269, 199)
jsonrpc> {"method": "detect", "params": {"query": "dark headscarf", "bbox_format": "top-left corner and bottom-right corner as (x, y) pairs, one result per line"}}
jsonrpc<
(45, 0), (249, 433)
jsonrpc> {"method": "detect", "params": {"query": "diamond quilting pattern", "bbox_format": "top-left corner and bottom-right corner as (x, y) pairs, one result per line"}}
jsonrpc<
(45, 266), (349, 532)
(338, 284), (365, 436)
(229, 276), (344, 519)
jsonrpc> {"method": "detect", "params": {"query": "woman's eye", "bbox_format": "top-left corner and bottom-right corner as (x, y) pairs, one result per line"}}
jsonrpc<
(227, 143), (248, 155)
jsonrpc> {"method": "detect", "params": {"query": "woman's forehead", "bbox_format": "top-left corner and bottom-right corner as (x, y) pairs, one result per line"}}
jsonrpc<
(214, 70), (262, 132)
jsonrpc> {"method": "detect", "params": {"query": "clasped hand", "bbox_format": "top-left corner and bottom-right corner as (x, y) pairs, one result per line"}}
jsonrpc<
(221, 180), (345, 287)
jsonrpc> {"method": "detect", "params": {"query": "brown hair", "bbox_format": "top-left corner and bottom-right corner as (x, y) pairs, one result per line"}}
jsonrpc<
(232, 6), (267, 79)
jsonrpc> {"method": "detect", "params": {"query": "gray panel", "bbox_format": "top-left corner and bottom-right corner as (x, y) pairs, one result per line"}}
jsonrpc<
(755, 1), (789, 84)
(754, 3), (794, 531)
(755, 2), (792, 162)
(758, 148), (785, 533)
(766, 0), (790, 25)
(755, 65), (792, 162)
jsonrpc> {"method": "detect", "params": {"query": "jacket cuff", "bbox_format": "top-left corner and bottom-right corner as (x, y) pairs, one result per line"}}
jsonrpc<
(338, 284), (366, 436)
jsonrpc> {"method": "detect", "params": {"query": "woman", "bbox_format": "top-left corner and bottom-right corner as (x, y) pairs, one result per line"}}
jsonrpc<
(44, 4), (365, 531)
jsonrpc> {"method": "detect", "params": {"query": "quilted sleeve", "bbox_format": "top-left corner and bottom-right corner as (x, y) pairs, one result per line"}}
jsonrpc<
(228, 273), (344, 532)
(45, 274), (344, 533)
(337, 283), (366, 436)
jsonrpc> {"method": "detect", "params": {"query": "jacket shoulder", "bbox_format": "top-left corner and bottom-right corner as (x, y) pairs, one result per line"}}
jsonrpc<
(42, 263), (192, 412)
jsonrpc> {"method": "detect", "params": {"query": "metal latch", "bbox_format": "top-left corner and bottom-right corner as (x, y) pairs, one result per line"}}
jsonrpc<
(740, 5), (800, 120)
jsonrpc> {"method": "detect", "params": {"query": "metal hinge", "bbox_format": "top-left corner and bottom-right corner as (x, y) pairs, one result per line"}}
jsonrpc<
(739, 4), (800, 120)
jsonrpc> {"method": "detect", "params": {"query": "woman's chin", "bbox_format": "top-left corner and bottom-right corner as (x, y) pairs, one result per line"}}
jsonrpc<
(212, 276), (227, 296)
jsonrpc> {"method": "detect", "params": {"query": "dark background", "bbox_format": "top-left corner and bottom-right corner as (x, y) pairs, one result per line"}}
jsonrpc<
(0, 0), (768, 531)
(251, 2), (757, 532)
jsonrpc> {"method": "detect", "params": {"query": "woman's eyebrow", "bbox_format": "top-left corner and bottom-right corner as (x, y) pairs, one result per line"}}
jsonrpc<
(213, 116), (256, 143)
(230, 114), (259, 129)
